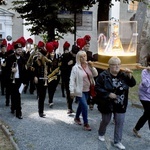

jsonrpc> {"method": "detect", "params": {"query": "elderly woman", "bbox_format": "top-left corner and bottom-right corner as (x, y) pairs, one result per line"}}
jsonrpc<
(95, 56), (136, 149)
(69, 50), (98, 131)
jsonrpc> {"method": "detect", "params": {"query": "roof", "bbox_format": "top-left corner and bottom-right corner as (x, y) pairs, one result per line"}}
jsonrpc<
(0, 7), (14, 16)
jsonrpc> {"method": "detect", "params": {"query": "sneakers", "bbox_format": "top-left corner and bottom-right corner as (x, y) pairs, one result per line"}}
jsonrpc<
(98, 135), (105, 141)
(114, 142), (125, 150)
(133, 128), (141, 138)
(74, 118), (82, 125)
(83, 124), (91, 131)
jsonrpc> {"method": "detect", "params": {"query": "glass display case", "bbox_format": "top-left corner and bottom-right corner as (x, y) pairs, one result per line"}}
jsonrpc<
(94, 21), (139, 69)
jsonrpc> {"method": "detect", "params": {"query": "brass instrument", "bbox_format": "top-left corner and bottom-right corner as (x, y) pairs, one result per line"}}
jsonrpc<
(26, 45), (38, 70)
(11, 62), (17, 83)
(48, 76), (57, 83)
(47, 67), (60, 83)
(44, 62), (48, 86)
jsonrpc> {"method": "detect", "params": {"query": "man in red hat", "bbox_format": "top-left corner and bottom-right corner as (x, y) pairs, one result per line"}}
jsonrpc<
(23, 38), (36, 94)
(0, 39), (7, 96)
(60, 41), (76, 115)
(46, 41), (61, 108)
(5, 41), (27, 119)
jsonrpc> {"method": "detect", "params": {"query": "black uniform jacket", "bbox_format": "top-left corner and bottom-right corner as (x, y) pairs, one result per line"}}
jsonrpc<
(5, 53), (27, 84)
(95, 69), (136, 114)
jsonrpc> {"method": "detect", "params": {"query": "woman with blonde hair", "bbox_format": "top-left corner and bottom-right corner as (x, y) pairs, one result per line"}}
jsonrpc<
(69, 50), (98, 131)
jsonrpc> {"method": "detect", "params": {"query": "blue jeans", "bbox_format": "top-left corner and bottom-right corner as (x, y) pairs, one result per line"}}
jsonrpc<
(75, 92), (89, 124)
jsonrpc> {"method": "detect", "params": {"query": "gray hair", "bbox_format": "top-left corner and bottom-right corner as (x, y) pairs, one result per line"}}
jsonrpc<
(108, 56), (121, 65)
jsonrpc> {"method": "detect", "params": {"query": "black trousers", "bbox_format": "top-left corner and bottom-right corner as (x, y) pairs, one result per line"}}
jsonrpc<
(63, 79), (73, 110)
(11, 79), (22, 117)
(37, 83), (47, 114)
(5, 80), (11, 105)
(48, 75), (60, 104)
(135, 100), (150, 130)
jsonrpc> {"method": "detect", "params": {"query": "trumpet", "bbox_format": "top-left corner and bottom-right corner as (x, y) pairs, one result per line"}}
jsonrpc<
(11, 62), (17, 83)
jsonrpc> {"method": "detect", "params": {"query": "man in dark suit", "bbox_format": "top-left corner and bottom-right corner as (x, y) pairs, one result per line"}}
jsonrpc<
(6, 42), (27, 119)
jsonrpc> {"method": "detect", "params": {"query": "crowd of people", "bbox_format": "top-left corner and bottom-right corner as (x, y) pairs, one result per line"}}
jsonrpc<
(0, 35), (149, 150)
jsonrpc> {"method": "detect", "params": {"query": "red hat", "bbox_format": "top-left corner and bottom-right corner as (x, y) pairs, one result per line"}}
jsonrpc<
(46, 42), (54, 53)
(63, 41), (70, 49)
(37, 41), (45, 48)
(76, 38), (86, 50)
(7, 43), (14, 51)
(52, 40), (59, 50)
(84, 35), (91, 42)
(14, 37), (26, 48)
(26, 38), (33, 44)
(1, 39), (7, 48)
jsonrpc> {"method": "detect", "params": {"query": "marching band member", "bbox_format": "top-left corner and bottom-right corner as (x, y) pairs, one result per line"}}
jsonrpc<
(47, 41), (61, 108)
(60, 41), (76, 115)
(0, 39), (7, 96)
(5, 44), (14, 106)
(33, 46), (49, 118)
(6, 39), (27, 119)
(23, 38), (35, 94)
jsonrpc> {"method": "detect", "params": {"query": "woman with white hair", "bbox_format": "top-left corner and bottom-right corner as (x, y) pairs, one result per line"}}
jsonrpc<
(95, 56), (136, 149)
(69, 50), (98, 131)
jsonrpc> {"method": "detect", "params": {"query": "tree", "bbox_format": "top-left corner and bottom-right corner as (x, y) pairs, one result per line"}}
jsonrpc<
(133, 0), (150, 64)
(11, 0), (96, 41)
(11, 0), (132, 41)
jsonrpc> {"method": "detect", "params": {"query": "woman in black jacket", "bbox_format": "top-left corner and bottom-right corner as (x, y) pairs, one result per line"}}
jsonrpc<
(95, 56), (136, 150)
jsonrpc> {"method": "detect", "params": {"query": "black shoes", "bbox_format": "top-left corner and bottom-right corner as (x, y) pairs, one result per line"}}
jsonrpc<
(16, 116), (23, 119)
(6, 104), (9, 106)
(11, 110), (15, 114)
(39, 113), (46, 118)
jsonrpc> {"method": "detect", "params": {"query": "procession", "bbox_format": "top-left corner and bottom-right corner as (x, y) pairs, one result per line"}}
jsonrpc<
(0, 35), (149, 150)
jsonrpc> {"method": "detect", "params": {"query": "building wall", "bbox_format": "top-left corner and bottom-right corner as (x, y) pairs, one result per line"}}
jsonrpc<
(2, 0), (23, 41)
(120, 1), (136, 21)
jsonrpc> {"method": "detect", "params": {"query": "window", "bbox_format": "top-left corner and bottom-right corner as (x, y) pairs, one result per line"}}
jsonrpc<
(128, 0), (139, 12)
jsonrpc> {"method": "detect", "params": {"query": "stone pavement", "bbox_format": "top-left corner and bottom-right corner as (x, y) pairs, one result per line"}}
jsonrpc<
(0, 84), (149, 150)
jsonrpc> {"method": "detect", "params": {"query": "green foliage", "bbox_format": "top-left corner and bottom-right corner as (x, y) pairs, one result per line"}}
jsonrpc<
(129, 69), (141, 103)
(11, 0), (96, 41)
(11, 0), (137, 41)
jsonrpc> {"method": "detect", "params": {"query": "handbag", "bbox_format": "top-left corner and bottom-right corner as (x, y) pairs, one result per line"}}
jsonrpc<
(89, 84), (97, 98)
(82, 67), (96, 98)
